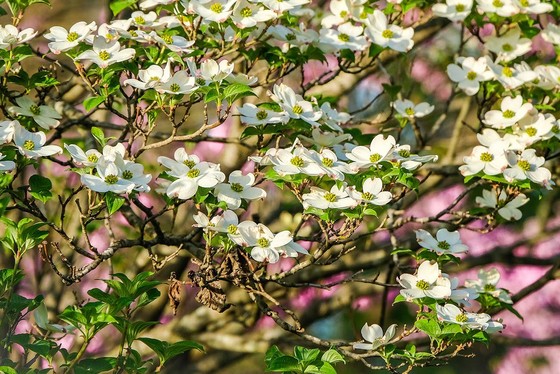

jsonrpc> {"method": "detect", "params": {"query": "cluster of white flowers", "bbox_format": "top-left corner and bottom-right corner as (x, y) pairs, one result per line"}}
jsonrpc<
(319, 5), (414, 53)
(460, 95), (555, 193)
(398, 260), (503, 331)
(432, 0), (552, 21)
(158, 148), (266, 208)
(193, 209), (307, 263)
(67, 143), (152, 194)
(415, 228), (469, 255)
(0, 120), (62, 163)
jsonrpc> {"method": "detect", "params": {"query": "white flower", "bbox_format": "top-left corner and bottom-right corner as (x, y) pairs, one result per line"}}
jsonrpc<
(214, 171), (266, 209)
(193, 211), (221, 232)
(13, 125), (62, 159)
(445, 276), (479, 306)
(211, 210), (249, 246)
(364, 10), (414, 52)
(436, 304), (503, 332)
(487, 60), (538, 90)
(513, 0), (553, 14)
(10, 97), (62, 129)
(267, 24), (319, 53)
(164, 162), (226, 200)
(432, 0), (473, 21)
(158, 70), (198, 95)
(345, 134), (396, 170)
(267, 146), (323, 176)
(0, 153), (16, 172)
(140, 0), (175, 10)
(482, 96), (533, 129)
(390, 145), (439, 170)
(477, 128), (523, 152)
(353, 323), (397, 351)
(130, 11), (158, 27)
(118, 160), (152, 192)
(465, 268), (512, 304)
(239, 223), (308, 263)
(191, 0), (237, 23)
(231, 1), (277, 29)
(447, 57), (493, 96)
(124, 62), (172, 90)
(237, 103), (288, 126)
(398, 261), (452, 300)
(0, 120), (16, 144)
(151, 32), (194, 54)
(81, 160), (136, 194)
(299, 128), (352, 147)
(346, 178), (392, 206)
(65, 144), (102, 167)
(515, 113), (554, 147)
(504, 149), (553, 189)
(198, 59), (234, 84)
(534, 65), (560, 90)
(260, 0), (309, 13)
(307, 148), (354, 180)
(459, 144), (508, 176)
(76, 36), (135, 68)
(320, 102), (351, 132)
(477, 0), (519, 17)
(415, 229), (469, 255)
(0, 25), (37, 50)
(318, 23), (368, 53)
(269, 84), (322, 127)
(476, 189), (529, 221)
(321, 0), (366, 28)
(393, 99), (434, 118)
(484, 27), (532, 62)
(157, 148), (200, 174)
(542, 23), (560, 45)
(44, 21), (96, 54)
(302, 184), (357, 210)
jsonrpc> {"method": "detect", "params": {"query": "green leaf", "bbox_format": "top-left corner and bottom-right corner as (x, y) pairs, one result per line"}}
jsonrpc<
(29, 175), (52, 203)
(223, 83), (255, 104)
(74, 357), (116, 374)
(0, 366), (18, 374)
(109, 0), (137, 16)
(90, 127), (106, 147)
(319, 362), (337, 374)
(265, 345), (285, 367)
(321, 349), (345, 364)
(414, 319), (441, 337)
(294, 346), (320, 365)
(105, 192), (125, 215)
(139, 338), (204, 366)
(266, 356), (300, 372)
(83, 96), (105, 111)
(392, 294), (406, 304)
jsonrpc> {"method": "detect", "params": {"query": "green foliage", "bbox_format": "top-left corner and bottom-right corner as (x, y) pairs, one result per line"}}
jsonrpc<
(265, 345), (345, 374)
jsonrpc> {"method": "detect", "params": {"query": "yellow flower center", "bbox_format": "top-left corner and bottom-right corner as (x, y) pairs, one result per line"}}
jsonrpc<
(187, 168), (200, 178)
(290, 156), (304, 167)
(484, 284), (496, 291)
(257, 238), (270, 247)
(369, 153), (382, 163)
(456, 313), (468, 323)
(322, 158), (334, 167)
(492, 0), (504, 7)
(338, 33), (350, 42)
(455, 3), (466, 12)
(416, 280), (430, 290)
(517, 160), (531, 171)
(135, 16), (145, 25)
(502, 67), (513, 77)
(184, 159), (196, 168)
(525, 127), (537, 137)
(405, 107), (415, 116)
(227, 224), (238, 234)
(480, 152), (493, 162)
(105, 174), (119, 184)
(240, 7), (252, 17)
(502, 110), (515, 119)
(170, 83), (181, 92)
(87, 154), (98, 163)
(382, 29), (394, 39)
(324, 192), (337, 202)
(210, 3), (223, 13)
(292, 105), (304, 115)
(398, 149), (410, 158)
(438, 240), (451, 250)
(362, 192), (373, 200)
(467, 71), (477, 80)
(23, 140), (35, 150)
(256, 110), (268, 120)
(122, 170), (133, 179)
(67, 32), (79, 42)
(162, 34), (173, 44)
(98, 50), (111, 61)
(502, 43), (513, 52)
(231, 182), (244, 192)
(29, 105), (41, 115)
